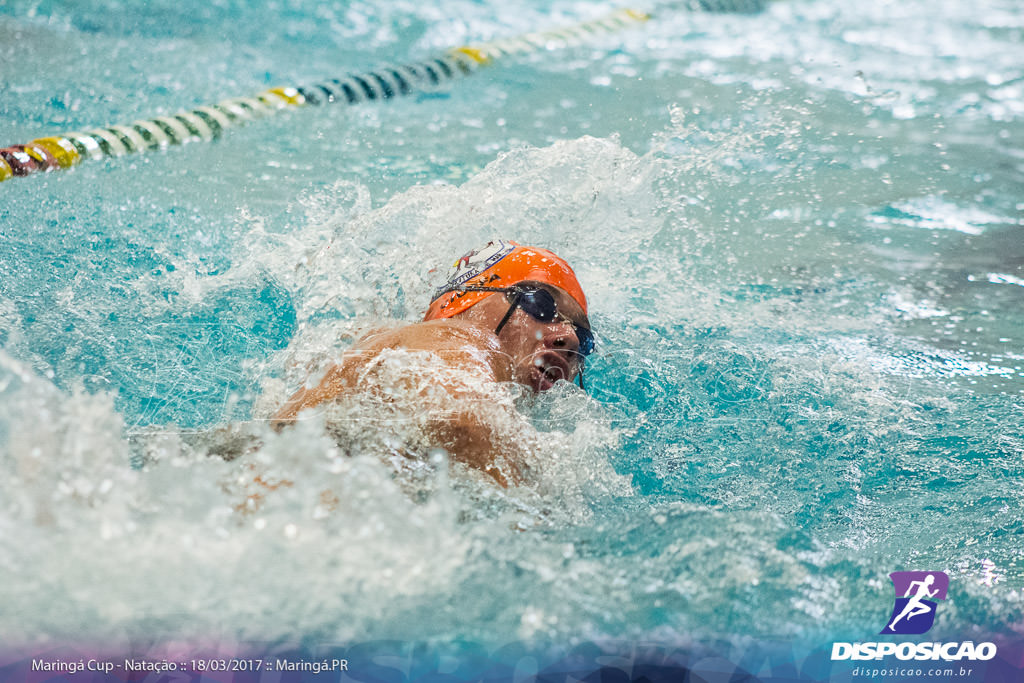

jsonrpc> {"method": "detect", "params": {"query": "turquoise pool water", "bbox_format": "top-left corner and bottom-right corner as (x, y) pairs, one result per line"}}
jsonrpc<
(1, 0), (1022, 678)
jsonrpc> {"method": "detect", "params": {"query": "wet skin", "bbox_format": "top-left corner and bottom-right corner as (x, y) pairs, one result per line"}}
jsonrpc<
(458, 281), (589, 392)
(270, 282), (590, 486)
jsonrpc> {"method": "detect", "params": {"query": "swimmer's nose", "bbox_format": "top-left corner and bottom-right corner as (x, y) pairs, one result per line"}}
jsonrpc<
(545, 321), (580, 355)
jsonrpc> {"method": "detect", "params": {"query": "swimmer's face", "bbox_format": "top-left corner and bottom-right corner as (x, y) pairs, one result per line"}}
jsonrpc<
(469, 281), (590, 392)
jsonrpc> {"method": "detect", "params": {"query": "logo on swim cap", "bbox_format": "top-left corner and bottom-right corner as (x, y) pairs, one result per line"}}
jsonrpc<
(430, 240), (516, 303)
(881, 571), (949, 635)
(423, 240), (587, 321)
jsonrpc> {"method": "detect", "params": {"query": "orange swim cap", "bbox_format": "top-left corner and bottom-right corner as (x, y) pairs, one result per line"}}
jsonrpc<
(423, 240), (588, 321)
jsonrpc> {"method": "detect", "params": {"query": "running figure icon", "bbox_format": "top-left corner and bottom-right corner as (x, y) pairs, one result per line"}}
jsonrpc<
(881, 571), (949, 635)
(888, 574), (938, 630)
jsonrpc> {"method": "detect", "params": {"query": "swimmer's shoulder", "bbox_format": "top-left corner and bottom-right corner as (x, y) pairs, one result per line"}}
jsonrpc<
(356, 318), (498, 353)
(352, 319), (508, 380)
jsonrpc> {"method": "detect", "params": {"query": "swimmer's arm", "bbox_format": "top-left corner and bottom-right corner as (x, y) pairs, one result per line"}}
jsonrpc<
(419, 403), (509, 485)
(271, 323), (520, 486)
(392, 327), (521, 485)
(414, 347), (520, 487)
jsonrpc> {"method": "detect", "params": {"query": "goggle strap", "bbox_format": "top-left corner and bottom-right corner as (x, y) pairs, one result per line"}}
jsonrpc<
(493, 292), (521, 336)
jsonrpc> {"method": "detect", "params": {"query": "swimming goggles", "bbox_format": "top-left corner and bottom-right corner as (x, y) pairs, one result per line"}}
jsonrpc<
(454, 284), (595, 357)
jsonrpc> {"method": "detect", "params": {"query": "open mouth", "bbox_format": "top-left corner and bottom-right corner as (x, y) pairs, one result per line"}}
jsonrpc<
(533, 355), (571, 391)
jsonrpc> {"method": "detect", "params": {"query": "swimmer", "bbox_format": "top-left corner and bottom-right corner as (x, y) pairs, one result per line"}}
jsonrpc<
(271, 240), (594, 486)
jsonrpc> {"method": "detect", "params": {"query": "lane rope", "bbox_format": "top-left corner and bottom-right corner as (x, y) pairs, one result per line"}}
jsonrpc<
(0, 2), (764, 184)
